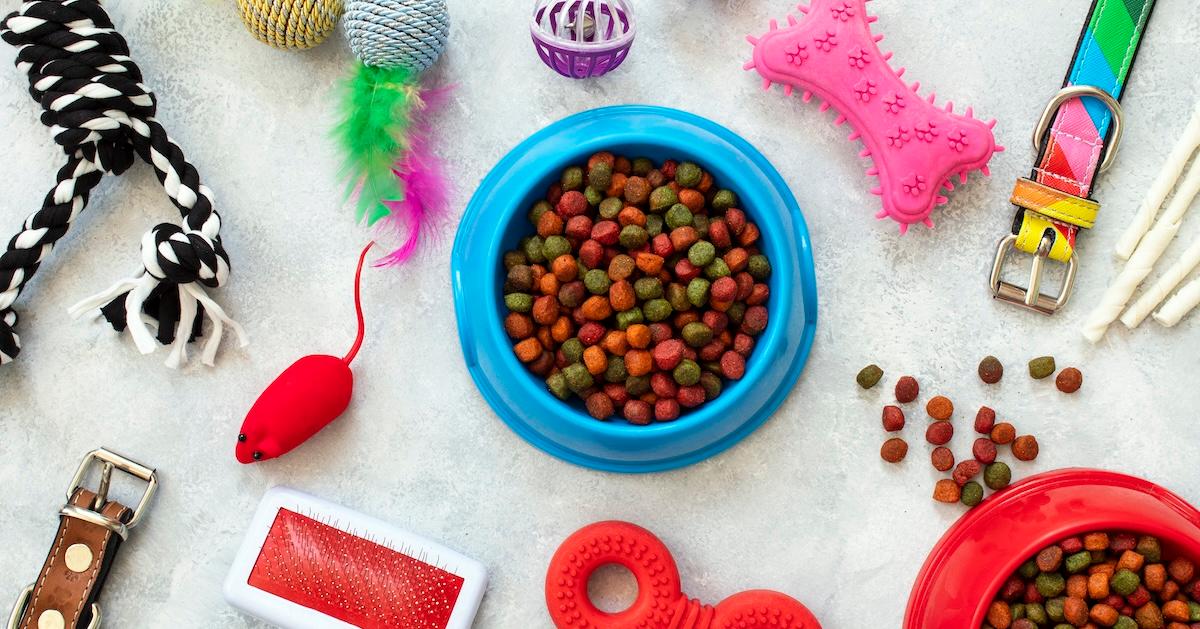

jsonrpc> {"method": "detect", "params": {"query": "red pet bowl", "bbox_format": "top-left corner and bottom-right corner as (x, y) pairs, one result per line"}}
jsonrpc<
(905, 468), (1200, 628)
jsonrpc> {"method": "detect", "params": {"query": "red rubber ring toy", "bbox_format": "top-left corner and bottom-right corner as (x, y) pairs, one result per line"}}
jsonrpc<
(905, 468), (1200, 628)
(545, 520), (822, 629)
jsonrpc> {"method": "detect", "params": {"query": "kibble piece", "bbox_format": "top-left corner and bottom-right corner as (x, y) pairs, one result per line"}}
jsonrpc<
(1012, 435), (1039, 461)
(562, 363), (594, 394)
(1036, 572), (1066, 597)
(931, 446), (954, 471)
(973, 438), (998, 464)
(991, 422), (1016, 445)
(1136, 536), (1162, 563)
(961, 481), (984, 507)
(1056, 367), (1083, 393)
(880, 438), (908, 463)
(585, 392), (614, 420)
(933, 479), (961, 503)
(1111, 569), (1140, 596)
(984, 461), (1012, 490)
(979, 355), (1004, 383)
(926, 421), (953, 446)
(1037, 546), (1064, 572)
(953, 460), (982, 486)
(975, 406), (997, 434)
(926, 395), (954, 420)
(673, 359), (701, 386)
(882, 405), (905, 432)
(1029, 356), (1057, 379)
(895, 376), (919, 403)
(986, 601), (1012, 628)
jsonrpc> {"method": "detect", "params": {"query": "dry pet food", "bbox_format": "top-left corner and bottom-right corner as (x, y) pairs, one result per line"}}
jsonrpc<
(881, 437), (909, 463)
(503, 153), (772, 422)
(1029, 356), (1057, 380)
(931, 446), (955, 472)
(927, 395), (955, 421)
(882, 405), (906, 432)
(979, 356), (1004, 384)
(1056, 367), (1083, 393)
(857, 364), (884, 389)
(895, 375), (920, 403)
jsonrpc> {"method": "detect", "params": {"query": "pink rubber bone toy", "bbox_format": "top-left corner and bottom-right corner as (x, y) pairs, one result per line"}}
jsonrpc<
(746, 0), (1003, 232)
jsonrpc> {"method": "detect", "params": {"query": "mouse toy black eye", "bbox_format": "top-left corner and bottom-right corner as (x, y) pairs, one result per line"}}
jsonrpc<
(252, 451), (262, 460)
(238, 434), (247, 442)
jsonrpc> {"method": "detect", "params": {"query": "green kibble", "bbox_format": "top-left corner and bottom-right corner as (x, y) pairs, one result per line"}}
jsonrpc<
(634, 277), (663, 300)
(984, 462), (1011, 490)
(584, 186), (603, 206)
(546, 372), (570, 400)
(1064, 551), (1092, 574)
(675, 162), (702, 188)
(561, 338), (584, 363)
(615, 308), (644, 330)
(645, 214), (664, 237)
(1028, 356), (1056, 379)
(649, 186), (678, 212)
(1110, 568), (1140, 595)
(1188, 602), (1200, 621)
(692, 214), (709, 237)
(584, 269), (611, 295)
(1045, 597), (1065, 621)
(619, 225), (648, 249)
(726, 302), (746, 324)
(503, 250), (527, 270)
(665, 204), (693, 229)
(681, 322), (713, 348)
(625, 375), (650, 396)
(528, 200), (552, 224)
(1036, 573), (1066, 598)
(700, 372), (722, 400)
(543, 235), (571, 261)
(1114, 617), (1138, 629)
(687, 278), (711, 307)
(701, 360), (722, 374)
(562, 363), (594, 394)
(1012, 604), (1026, 620)
(712, 189), (738, 211)
(588, 162), (612, 189)
(747, 254), (772, 280)
(961, 481), (984, 507)
(856, 364), (884, 389)
(522, 236), (546, 263)
(599, 197), (623, 219)
(1136, 535), (1162, 562)
(604, 356), (627, 383)
(644, 299), (673, 322)
(504, 293), (533, 313)
(1025, 603), (1047, 625)
(688, 241), (717, 267)
(666, 283), (692, 312)
(705, 259), (730, 280)
(631, 157), (653, 176)
(1018, 560), (1039, 580)
(561, 166), (584, 191)
(673, 359), (701, 386)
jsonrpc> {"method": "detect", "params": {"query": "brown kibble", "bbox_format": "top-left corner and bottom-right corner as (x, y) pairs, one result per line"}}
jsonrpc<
(1144, 563), (1166, 591)
(1066, 574), (1088, 599)
(513, 338), (543, 363)
(975, 406), (997, 434)
(931, 446), (955, 472)
(991, 422), (1016, 445)
(504, 312), (534, 340)
(880, 437), (908, 463)
(608, 254), (636, 281)
(1135, 602), (1164, 629)
(585, 392), (614, 420)
(1056, 367), (1083, 393)
(1036, 546), (1063, 572)
(926, 395), (954, 420)
(882, 405), (905, 432)
(895, 375), (919, 403)
(1012, 435), (1039, 461)
(978, 355), (1004, 384)
(1168, 557), (1195, 583)
(933, 479), (961, 503)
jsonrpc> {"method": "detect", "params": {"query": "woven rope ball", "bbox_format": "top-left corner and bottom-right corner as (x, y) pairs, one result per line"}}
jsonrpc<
(345, 0), (449, 72)
(237, 0), (344, 50)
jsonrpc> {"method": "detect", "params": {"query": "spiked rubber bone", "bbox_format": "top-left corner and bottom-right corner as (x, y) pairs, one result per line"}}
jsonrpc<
(745, 0), (1002, 232)
(546, 521), (822, 629)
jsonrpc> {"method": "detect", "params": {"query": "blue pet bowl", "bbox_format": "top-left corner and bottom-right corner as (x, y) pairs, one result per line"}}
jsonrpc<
(451, 105), (817, 473)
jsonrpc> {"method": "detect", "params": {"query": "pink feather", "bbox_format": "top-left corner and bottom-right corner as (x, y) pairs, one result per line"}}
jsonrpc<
(374, 85), (453, 267)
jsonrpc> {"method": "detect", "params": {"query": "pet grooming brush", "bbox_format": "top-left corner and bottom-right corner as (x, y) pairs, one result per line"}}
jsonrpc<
(224, 487), (488, 628)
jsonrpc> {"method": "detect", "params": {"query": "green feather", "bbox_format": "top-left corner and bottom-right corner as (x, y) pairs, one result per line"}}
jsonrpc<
(335, 62), (417, 225)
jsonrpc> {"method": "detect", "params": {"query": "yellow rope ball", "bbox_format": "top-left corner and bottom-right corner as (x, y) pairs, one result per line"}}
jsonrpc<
(237, 0), (344, 50)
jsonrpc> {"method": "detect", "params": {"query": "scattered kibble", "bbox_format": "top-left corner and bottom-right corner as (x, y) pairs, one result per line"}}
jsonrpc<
(926, 395), (954, 421)
(990, 422), (1016, 445)
(960, 481), (984, 507)
(972, 438), (997, 464)
(925, 421), (954, 446)
(1056, 366), (1083, 393)
(503, 153), (770, 423)
(895, 375), (919, 403)
(930, 446), (954, 472)
(882, 405), (905, 432)
(881, 437), (908, 463)
(857, 364), (884, 389)
(974, 406), (997, 435)
(953, 460), (981, 486)
(978, 355), (1004, 384)
(933, 479), (961, 503)
(1012, 435), (1039, 461)
(984, 462), (1011, 490)
(982, 533), (1200, 629)
(1028, 355), (1056, 379)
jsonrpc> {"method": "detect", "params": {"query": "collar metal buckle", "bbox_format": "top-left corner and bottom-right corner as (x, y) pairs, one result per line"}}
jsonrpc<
(991, 233), (1078, 315)
(1033, 84), (1125, 173)
(65, 447), (158, 531)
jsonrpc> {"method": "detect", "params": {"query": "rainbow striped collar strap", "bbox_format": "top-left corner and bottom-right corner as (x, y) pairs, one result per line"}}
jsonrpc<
(991, 0), (1156, 315)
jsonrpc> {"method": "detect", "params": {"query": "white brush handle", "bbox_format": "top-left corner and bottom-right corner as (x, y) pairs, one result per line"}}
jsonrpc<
(1121, 236), (1200, 328)
(1115, 102), (1200, 260)
(1154, 275), (1200, 327)
(1083, 157), (1200, 342)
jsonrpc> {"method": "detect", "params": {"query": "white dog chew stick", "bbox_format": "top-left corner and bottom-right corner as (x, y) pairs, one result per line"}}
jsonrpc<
(1154, 276), (1200, 327)
(1120, 237), (1200, 328)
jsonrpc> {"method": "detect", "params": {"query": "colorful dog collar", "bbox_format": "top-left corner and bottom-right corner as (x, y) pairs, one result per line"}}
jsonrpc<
(991, 0), (1156, 314)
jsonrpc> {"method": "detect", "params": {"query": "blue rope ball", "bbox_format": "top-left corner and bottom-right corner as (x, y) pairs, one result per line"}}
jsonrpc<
(345, 0), (449, 72)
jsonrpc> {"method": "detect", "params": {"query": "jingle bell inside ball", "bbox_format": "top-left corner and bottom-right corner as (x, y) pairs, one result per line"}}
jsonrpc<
(531, 0), (636, 79)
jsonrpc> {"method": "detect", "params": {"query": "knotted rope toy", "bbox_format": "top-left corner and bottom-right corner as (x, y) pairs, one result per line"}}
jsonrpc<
(0, 0), (245, 367)
(237, 0), (344, 50)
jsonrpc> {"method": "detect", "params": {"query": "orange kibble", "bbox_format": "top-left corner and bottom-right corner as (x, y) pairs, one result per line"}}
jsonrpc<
(1066, 575), (1088, 599)
(606, 172), (627, 198)
(1087, 572), (1110, 599)
(625, 349), (652, 376)
(537, 211), (564, 237)
(933, 479), (961, 503)
(551, 254), (577, 282)
(678, 189), (704, 212)
(626, 324), (651, 349)
(1062, 597), (1088, 625)
(1162, 580), (1180, 601)
(581, 296), (612, 321)
(639, 392), (658, 404)
(550, 317), (573, 343)
(530, 264), (546, 282)
(536, 326), (554, 350)
(724, 247), (749, 272)
(635, 252), (664, 275)
(697, 172), (714, 193)
(532, 295), (559, 325)
(504, 312), (534, 340)
(587, 151), (615, 169)
(582, 346), (607, 375)
(539, 272), (560, 296)
(991, 422), (1016, 445)
(986, 601), (1011, 629)
(926, 395), (954, 421)
(618, 206), (646, 227)
(513, 338), (542, 363)
(737, 222), (760, 246)
(1089, 562), (1115, 578)
(673, 311), (700, 328)
(602, 330), (628, 356)
(669, 226), (699, 251)
(1162, 600), (1190, 622)
(609, 280), (636, 311)
(1083, 532), (1110, 551)
(1144, 563), (1166, 591)
(1088, 604), (1118, 626)
(1117, 550), (1145, 573)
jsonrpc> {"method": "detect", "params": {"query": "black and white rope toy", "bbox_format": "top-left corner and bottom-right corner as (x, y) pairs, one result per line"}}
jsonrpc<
(0, 0), (245, 368)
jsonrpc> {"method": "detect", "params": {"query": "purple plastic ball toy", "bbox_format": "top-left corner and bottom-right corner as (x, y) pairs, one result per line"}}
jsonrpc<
(531, 0), (635, 79)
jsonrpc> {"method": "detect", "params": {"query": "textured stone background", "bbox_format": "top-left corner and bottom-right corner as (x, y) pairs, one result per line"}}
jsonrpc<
(1, 0), (1198, 626)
